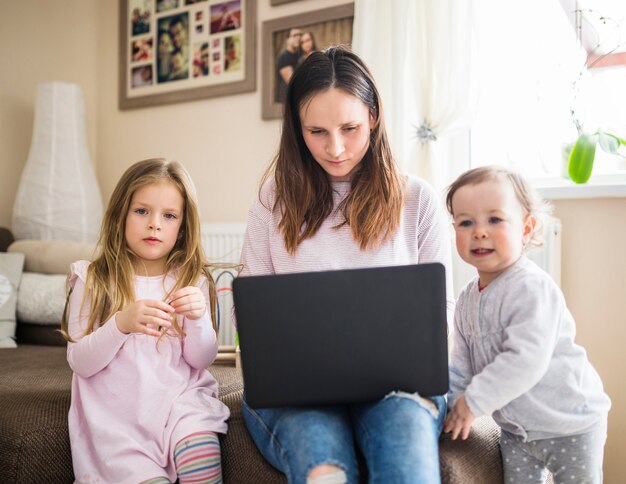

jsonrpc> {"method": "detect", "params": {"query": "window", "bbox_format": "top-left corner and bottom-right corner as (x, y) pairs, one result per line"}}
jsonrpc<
(469, 0), (626, 181)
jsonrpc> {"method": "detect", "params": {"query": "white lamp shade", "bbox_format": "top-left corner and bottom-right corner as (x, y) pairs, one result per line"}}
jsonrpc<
(12, 82), (103, 243)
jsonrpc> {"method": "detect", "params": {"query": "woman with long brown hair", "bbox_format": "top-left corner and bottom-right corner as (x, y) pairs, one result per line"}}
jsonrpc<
(239, 46), (454, 483)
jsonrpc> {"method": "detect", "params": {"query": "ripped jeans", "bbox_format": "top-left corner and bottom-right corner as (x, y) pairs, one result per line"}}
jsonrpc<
(242, 392), (446, 484)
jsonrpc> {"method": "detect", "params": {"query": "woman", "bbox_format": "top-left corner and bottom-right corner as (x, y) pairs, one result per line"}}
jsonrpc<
(239, 46), (454, 484)
(298, 31), (317, 64)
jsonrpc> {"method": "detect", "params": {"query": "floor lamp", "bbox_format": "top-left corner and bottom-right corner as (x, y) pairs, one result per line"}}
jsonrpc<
(12, 82), (102, 243)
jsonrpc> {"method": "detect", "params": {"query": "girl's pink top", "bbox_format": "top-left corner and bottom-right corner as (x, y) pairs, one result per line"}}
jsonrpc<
(66, 260), (229, 484)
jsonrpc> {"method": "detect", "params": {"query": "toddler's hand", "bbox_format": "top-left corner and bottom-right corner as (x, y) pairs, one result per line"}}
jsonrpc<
(443, 395), (475, 440)
(116, 299), (174, 336)
(169, 286), (207, 320)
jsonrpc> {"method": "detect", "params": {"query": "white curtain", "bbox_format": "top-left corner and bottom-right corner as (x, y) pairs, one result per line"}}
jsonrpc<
(352, 0), (477, 189)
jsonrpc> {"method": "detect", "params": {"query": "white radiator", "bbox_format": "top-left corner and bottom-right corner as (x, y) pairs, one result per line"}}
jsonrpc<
(527, 216), (562, 287)
(201, 223), (247, 346)
(451, 216), (563, 296)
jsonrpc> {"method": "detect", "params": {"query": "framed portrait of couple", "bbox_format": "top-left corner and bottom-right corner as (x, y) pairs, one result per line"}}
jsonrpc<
(119, 0), (256, 109)
(261, 3), (354, 120)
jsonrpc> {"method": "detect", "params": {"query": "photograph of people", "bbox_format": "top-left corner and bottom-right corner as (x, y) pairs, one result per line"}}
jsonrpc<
(132, 38), (153, 63)
(168, 48), (188, 81)
(267, 16), (352, 116)
(131, 65), (153, 88)
(210, 1), (241, 34)
(157, 28), (174, 83)
(224, 35), (242, 72)
(298, 31), (317, 65)
(192, 42), (209, 77)
(131, 4), (150, 36)
(157, 14), (189, 84)
(169, 14), (189, 65)
(274, 28), (301, 103)
(156, 0), (178, 13)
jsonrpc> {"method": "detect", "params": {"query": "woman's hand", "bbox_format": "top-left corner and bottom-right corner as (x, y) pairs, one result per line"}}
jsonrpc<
(169, 286), (207, 320)
(116, 300), (174, 336)
(443, 395), (475, 440)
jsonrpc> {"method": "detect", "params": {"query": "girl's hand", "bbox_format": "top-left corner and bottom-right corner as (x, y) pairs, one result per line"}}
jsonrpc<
(443, 395), (475, 440)
(169, 286), (207, 320)
(116, 300), (174, 336)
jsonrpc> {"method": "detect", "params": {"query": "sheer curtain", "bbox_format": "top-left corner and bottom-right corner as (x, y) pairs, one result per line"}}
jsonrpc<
(352, 0), (477, 189)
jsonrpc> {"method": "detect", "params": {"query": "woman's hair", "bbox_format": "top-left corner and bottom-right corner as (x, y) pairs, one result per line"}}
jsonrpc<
(60, 158), (217, 342)
(261, 45), (405, 254)
(445, 165), (553, 248)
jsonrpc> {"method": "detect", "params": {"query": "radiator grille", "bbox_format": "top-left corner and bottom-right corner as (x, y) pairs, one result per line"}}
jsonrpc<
(527, 216), (562, 287)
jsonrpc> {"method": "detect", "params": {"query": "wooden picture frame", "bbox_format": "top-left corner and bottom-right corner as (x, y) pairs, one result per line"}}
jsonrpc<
(270, 0), (303, 5)
(261, 3), (354, 120)
(119, 0), (256, 110)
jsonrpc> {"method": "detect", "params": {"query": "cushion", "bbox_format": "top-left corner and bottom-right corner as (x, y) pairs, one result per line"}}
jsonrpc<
(0, 253), (25, 348)
(17, 272), (67, 325)
(8, 239), (96, 275)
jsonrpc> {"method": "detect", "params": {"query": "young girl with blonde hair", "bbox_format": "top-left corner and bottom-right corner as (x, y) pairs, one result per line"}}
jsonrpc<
(239, 46), (454, 484)
(61, 158), (229, 484)
(443, 165), (610, 483)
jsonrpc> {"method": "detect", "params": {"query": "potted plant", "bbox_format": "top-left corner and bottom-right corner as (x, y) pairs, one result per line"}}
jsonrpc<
(566, 8), (626, 184)
(568, 130), (626, 183)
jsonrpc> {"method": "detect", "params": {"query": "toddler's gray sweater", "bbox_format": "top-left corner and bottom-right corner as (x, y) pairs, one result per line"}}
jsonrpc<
(448, 256), (610, 441)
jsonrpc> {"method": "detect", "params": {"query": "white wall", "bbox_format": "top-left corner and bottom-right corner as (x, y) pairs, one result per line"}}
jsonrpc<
(0, 1), (99, 230)
(552, 198), (626, 484)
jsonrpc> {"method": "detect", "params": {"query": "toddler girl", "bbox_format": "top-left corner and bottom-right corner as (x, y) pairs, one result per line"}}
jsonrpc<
(443, 165), (610, 483)
(61, 158), (229, 484)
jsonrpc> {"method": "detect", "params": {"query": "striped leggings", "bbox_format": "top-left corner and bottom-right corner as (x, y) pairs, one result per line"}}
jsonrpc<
(142, 431), (222, 484)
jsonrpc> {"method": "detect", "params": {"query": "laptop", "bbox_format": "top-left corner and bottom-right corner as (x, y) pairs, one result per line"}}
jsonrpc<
(232, 263), (449, 409)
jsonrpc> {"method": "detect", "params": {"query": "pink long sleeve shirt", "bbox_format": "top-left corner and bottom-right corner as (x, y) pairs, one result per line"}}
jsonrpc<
(66, 260), (229, 484)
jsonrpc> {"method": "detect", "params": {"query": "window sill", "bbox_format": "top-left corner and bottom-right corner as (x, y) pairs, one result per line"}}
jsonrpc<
(531, 174), (626, 200)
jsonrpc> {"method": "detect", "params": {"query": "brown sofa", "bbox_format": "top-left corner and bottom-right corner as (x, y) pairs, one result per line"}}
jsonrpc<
(0, 227), (512, 483)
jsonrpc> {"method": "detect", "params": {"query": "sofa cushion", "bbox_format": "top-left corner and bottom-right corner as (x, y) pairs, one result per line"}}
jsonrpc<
(0, 253), (25, 348)
(8, 239), (96, 275)
(17, 272), (67, 325)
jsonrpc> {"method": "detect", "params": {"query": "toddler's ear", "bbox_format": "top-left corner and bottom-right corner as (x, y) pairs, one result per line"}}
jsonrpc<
(523, 215), (537, 243)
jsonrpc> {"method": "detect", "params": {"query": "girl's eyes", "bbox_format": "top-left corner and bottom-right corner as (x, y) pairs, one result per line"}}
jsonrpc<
(458, 220), (472, 227)
(488, 216), (503, 224)
(133, 208), (177, 220)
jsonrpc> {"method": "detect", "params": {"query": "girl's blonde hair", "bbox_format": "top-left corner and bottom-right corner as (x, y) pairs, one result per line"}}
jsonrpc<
(262, 46), (405, 254)
(60, 158), (217, 341)
(445, 165), (553, 248)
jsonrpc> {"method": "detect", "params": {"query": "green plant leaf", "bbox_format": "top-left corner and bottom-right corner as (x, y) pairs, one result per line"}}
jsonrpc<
(568, 133), (597, 184)
(598, 131), (620, 154)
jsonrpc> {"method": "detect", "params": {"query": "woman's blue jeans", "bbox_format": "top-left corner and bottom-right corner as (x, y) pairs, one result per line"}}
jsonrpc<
(242, 392), (447, 484)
